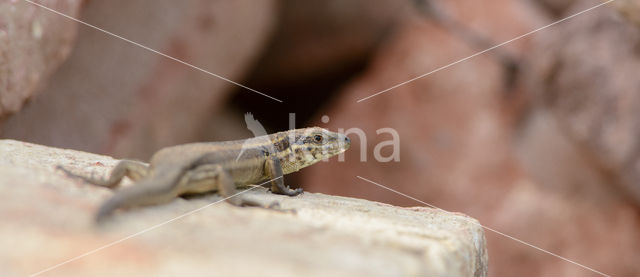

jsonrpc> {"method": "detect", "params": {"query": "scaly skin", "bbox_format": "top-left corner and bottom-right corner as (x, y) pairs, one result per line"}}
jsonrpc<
(58, 127), (351, 222)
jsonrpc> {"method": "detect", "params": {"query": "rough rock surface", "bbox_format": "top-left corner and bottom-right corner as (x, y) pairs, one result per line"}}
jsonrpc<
(1, 0), (275, 160)
(0, 0), (82, 118)
(529, 1), (640, 205)
(0, 139), (487, 277)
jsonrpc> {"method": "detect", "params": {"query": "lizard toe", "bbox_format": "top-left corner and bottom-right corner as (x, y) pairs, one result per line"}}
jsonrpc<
(289, 187), (304, 196)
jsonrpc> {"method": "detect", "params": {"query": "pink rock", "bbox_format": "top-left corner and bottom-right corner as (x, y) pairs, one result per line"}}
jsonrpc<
(0, 0), (82, 118)
(301, 1), (640, 276)
(1, 0), (276, 159)
(529, 1), (640, 206)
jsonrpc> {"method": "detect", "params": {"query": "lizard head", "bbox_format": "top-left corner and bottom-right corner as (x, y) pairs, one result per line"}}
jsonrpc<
(278, 127), (350, 173)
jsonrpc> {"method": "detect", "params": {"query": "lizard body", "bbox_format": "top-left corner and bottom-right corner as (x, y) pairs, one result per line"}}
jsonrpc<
(59, 127), (350, 222)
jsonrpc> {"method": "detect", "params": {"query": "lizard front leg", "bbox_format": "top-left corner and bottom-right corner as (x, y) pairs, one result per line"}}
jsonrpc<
(265, 156), (303, 196)
(58, 160), (149, 189)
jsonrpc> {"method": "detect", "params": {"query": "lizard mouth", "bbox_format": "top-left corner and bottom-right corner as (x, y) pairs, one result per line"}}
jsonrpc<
(324, 134), (350, 156)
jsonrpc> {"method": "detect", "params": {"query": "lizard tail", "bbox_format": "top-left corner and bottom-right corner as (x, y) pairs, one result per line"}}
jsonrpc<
(95, 168), (183, 223)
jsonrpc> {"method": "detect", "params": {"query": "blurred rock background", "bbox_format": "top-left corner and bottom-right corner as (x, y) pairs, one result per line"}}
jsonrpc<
(1, 0), (639, 276)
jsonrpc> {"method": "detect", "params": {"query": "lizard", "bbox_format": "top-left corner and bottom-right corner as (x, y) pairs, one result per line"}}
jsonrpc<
(58, 127), (350, 222)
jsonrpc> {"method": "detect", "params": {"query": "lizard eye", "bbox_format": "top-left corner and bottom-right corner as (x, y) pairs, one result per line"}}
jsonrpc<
(313, 135), (323, 143)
